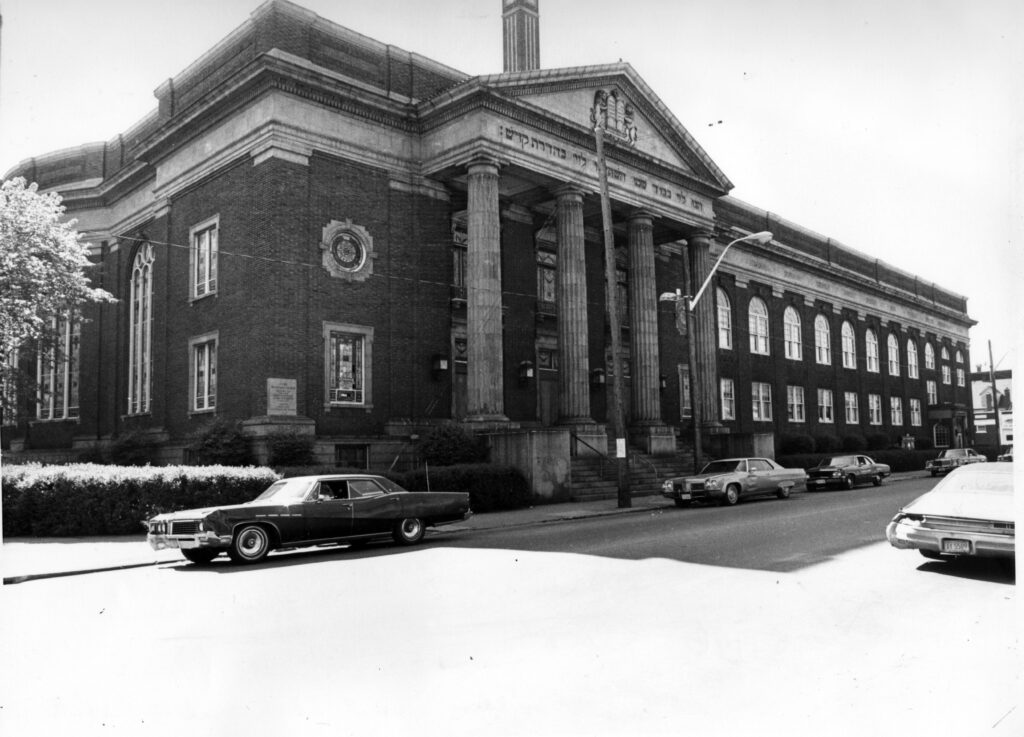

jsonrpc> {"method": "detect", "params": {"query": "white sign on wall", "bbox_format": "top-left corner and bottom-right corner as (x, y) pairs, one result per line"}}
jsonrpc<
(267, 378), (297, 416)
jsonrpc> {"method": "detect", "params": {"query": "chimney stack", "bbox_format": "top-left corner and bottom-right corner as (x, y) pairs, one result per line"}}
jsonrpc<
(502, 0), (540, 73)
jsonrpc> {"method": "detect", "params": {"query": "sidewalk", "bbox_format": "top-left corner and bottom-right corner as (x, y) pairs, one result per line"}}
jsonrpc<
(2, 472), (922, 583)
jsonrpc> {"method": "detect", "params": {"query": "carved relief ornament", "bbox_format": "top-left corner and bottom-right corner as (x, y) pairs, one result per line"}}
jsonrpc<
(320, 219), (375, 281)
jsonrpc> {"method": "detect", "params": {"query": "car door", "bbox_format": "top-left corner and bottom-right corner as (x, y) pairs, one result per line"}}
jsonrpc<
(746, 459), (769, 495)
(348, 478), (402, 536)
(856, 456), (871, 483)
(303, 480), (354, 541)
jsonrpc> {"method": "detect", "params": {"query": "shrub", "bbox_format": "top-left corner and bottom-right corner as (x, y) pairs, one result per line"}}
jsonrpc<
(106, 430), (159, 466)
(395, 463), (531, 513)
(865, 432), (891, 451)
(188, 418), (252, 466)
(916, 436), (934, 450)
(841, 434), (867, 452)
(812, 434), (841, 453)
(417, 423), (489, 466)
(267, 430), (316, 467)
(778, 433), (815, 454)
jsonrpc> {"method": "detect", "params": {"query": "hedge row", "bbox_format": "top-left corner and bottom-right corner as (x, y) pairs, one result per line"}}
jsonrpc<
(2, 463), (280, 537)
(774, 448), (944, 473)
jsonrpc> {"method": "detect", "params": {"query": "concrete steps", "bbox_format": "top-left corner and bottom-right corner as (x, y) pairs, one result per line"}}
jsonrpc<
(570, 449), (696, 502)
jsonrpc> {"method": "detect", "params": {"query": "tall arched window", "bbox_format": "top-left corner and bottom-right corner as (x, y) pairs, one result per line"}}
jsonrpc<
(814, 314), (831, 365)
(907, 339), (919, 378)
(128, 243), (154, 415)
(887, 333), (900, 376)
(924, 342), (935, 370)
(783, 307), (802, 360)
(866, 329), (879, 372)
(841, 321), (856, 369)
(955, 349), (964, 364)
(940, 346), (950, 361)
(716, 288), (732, 350)
(748, 297), (769, 355)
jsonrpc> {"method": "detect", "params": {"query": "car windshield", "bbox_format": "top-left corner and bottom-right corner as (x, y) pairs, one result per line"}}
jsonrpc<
(933, 467), (1013, 495)
(254, 478), (315, 502)
(822, 456), (855, 467)
(700, 460), (742, 474)
(939, 449), (967, 458)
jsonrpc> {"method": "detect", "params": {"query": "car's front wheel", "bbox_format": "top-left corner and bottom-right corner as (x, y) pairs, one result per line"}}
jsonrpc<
(229, 524), (271, 563)
(182, 549), (219, 565)
(393, 517), (425, 545)
(722, 484), (741, 506)
(872, 475), (883, 487)
(844, 475), (855, 490)
(776, 485), (791, 499)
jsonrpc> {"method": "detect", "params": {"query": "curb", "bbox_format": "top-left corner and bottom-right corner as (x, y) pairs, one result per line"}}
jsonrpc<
(3, 560), (174, 586)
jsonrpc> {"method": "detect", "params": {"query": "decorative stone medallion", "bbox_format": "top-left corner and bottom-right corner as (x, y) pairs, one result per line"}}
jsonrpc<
(320, 219), (374, 281)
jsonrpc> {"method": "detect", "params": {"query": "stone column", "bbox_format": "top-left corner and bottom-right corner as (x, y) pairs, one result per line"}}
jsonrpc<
(466, 158), (507, 422)
(688, 230), (720, 428)
(554, 186), (592, 425)
(627, 211), (662, 425)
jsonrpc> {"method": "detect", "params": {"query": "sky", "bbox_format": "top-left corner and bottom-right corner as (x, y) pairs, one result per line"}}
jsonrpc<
(1, 0), (1021, 374)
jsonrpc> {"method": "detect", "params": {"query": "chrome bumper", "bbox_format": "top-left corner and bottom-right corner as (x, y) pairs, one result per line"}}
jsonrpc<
(886, 519), (1015, 558)
(147, 532), (233, 551)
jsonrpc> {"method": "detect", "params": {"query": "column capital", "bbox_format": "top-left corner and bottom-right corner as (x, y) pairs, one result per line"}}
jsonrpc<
(688, 228), (715, 244)
(552, 183), (587, 201)
(627, 209), (657, 224)
(464, 154), (503, 176)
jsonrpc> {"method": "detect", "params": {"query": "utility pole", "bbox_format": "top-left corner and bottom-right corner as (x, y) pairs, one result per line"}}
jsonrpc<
(988, 340), (1001, 449)
(593, 118), (630, 508)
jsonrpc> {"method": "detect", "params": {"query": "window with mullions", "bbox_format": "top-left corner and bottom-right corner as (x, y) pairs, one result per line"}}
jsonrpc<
(887, 334), (900, 376)
(787, 385), (805, 422)
(924, 342), (935, 370)
(128, 243), (154, 415)
(324, 323), (373, 407)
(716, 288), (732, 350)
(868, 393), (882, 425)
(907, 339), (919, 378)
(866, 329), (879, 373)
(784, 307), (802, 361)
(190, 216), (219, 299)
(926, 380), (938, 405)
(942, 365), (951, 385)
(910, 398), (922, 426)
(36, 316), (80, 421)
(841, 321), (856, 369)
(190, 333), (217, 413)
(814, 314), (831, 365)
(752, 381), (772, 421)
(720, 377), (735, 420)
(537, 251), (556, 306)
(891, 396), (904, 426)
(956, 367), (965, 387)
(817, 388), (834, 423)
(748, 298), (769, 355)
(844, 391), (859, 424)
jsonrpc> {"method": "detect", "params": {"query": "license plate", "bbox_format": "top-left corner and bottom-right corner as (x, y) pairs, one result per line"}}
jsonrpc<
(679, 493), (692, 501)
(942, 539), (971, 554)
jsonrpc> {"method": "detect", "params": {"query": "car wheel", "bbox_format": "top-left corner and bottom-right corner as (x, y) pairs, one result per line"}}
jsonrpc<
(181, 549), (219, 565)
(844, 475), (855, 490)
(919, 549), (944, 561)
(392, 517), (425, 545)
(930, 471), (938, 477)
(722, 484), (741, 506)
(229, 524), (271, 563)
(776, 485), (791, 499)
(872, 475), (883, 487)
(673, 499), (691, 508)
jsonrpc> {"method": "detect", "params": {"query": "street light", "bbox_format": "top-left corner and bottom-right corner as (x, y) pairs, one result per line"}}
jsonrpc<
(660, 230), (773, 474)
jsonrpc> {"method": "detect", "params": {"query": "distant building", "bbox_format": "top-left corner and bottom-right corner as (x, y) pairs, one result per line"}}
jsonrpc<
(971, 368), (1012, 451)
(2, 1), (975, 497)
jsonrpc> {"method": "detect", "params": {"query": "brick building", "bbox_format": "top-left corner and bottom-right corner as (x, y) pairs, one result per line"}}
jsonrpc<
(2, 0), (975, 497)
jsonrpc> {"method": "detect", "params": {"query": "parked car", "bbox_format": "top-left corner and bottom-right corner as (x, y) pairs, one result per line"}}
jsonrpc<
(885, 463), (1014, 562)
(806, 454), (891, 490)
(997, 445), (1013, 462)
(661, 457), (807, 507)
(924, 447), (987, 476)
(145, 474), (471, 565)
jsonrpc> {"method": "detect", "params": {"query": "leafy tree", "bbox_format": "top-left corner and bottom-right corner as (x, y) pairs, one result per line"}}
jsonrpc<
(0, 177), (114, 413)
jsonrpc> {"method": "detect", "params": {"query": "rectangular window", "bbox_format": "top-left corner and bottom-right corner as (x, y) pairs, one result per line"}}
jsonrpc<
(817, 388), (834, 423)
(926, 380), (938, 405)
(910, 398), (922, 426)
(752, 382), (772, 421)
(679, 364), (691, 419)
(941, 365), (951, 385)
(868, 393), (882, 425)
(537, 254), (556, 305)
(956, 368), (965, 387)
(190, 216), (219, 299)
(36, 316), (80, 421)
(787, 385), (805, 422)
(335, 444), (368, 469)
(890, 396), (904, 426)
(720, 377), (735, 420)
(325, 323), (374, 407)
(189, 333), (218, 412)
(844, 391), (859, 424)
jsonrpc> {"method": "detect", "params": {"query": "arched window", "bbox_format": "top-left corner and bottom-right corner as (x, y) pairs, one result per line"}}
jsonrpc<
(955, 350), (964, 364)
(841, 321), (857, 369)
(814, 314), (831, 365)
(924, 342), (935, 370)
(865, 329), (879, 372)
(716, 288), (732, 350)
(128, 243), (154, 415)
(783, 307), (802, 360)
(887, 334), (900, 376)
(941, 345), (950, 361)
(748, 297), (769, 355)
(907, 339), (919, 378)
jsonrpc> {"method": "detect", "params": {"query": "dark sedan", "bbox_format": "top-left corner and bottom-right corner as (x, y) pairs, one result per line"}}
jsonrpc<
(806, 455), (891, 490)
(146, 474), (471, 564)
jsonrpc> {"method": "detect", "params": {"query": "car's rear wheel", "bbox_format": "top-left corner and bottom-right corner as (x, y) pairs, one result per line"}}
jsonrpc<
(872, 475), (883, 487)
(722, 484), (741, 506)
(776, 485), (791, 499)
(229, 524), (271, 563)
(844, 475), (855, 490)
(182, 549), (219, 565)
(392, 517), (425, 545)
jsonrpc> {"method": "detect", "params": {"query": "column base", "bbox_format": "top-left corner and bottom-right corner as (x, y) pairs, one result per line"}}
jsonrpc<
(629, 423), (677, 455)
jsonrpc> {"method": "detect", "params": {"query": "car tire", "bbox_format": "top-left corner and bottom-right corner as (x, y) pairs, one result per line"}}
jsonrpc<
(182, 549), (219, 565)
(392, 517), (425, 545)
(229, 524), (271, 564)
(776, 485), (791, 499)
(930, 471), (938, 477)
(673, 499), (691, 508)
(844, 475), (855, 490)
(722, 484), (741, 506)
(872, 475), (883, 487)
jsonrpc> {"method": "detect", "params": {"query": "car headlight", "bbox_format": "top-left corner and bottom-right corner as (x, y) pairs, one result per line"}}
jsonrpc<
(832, 471), (843, 477)
(705, 477), (722, 490)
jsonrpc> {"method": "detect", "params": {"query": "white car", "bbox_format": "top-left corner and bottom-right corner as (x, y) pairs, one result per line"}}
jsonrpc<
(886, 464), (1014, 562)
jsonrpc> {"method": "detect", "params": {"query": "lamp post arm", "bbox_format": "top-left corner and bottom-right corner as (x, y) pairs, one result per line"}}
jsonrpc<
(690, 231), (773, 309)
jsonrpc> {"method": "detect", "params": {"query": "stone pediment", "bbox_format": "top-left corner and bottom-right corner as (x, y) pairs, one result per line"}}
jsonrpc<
(466, 63), (732, 194)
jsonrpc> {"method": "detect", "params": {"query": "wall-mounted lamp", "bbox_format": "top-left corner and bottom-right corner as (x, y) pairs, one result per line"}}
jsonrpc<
(431, 354), (449, 380)
(590, 368), (606, 387)
(659, 374), (668, 391)
(518, 361), (535, 385)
